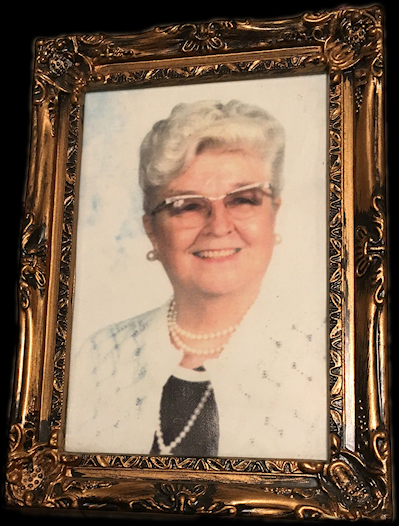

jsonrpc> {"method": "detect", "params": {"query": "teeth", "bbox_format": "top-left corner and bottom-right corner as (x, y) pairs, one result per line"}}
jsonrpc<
(195, 248), (239, 259)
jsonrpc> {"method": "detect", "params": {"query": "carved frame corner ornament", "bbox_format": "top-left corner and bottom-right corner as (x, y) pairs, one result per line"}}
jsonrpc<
(7, 5), (392, 520)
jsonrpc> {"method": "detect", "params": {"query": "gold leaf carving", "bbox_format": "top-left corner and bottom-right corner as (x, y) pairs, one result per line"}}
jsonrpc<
(355, 195), (385, 304)
(297, 435), (389, 520)
(19, 214), (47, 310)
(304, 7), (383, 74)
(182, 22), (231, 52)
(6, 425), (82, 508)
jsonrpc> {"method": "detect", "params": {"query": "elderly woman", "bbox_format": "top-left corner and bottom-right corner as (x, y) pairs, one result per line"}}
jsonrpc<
(65, 100), (327, 460)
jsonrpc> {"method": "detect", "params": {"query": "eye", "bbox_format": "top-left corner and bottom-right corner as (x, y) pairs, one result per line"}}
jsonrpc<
(231, 196), (256, 205)
(227, 189), (263, 207)
(169, 198), (207, 216)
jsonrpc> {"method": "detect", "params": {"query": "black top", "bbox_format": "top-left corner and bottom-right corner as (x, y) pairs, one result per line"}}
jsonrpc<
(149, 368), (219, 456)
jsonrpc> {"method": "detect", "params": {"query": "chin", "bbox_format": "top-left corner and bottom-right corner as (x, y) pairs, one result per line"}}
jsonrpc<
(169, 264), (269, 300)
(192, 277), (257, 299)
(197, 287), (237, 298)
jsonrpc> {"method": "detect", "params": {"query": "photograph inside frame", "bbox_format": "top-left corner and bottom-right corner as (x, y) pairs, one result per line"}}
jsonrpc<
(64, 73), (329, 460)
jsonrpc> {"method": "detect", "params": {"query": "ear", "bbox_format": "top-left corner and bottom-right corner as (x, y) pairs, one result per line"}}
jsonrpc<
(272, 196), (282, 211)
(143, 214), (159, 251)
(271, 197), (281, 227)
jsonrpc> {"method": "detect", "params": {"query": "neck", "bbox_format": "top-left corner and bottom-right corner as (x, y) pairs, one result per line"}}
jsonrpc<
(173, 284), (260, 335)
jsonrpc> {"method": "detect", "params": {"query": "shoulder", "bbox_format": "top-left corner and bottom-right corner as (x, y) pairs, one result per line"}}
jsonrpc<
(92, 307), (159, 347)
(77, 304), (167, 363)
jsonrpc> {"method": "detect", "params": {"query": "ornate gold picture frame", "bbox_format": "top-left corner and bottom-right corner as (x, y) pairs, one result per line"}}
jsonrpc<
(5, 5), (392, 520)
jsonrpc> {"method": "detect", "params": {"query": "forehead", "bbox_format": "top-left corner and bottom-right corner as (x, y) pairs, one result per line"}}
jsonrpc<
(166, 149), (270, 195)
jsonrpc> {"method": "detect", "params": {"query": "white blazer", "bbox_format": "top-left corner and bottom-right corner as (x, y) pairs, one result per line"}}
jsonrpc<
(65, 297), (328, 460)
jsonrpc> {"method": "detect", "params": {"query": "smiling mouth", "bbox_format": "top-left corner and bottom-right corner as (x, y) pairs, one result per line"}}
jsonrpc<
(193, 248), (241, 259)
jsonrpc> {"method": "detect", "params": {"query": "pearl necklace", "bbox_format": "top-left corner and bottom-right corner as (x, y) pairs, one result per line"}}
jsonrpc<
(170, 300), (236, 340)
(156, 383), (213, 455)
(167, 300), (238, 355)
(169, 328), (225, 355)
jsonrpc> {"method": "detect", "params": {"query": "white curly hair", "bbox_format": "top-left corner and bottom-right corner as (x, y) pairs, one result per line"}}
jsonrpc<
(139, 99), (285, 213)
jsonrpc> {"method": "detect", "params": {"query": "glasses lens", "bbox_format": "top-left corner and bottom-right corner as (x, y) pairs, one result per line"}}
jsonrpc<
(224, 188), (265, 218)
(154, 184), (270, 227)
(166, 196), (210, 227)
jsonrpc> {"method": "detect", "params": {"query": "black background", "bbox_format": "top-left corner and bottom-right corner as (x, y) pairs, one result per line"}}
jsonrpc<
(2, 1), (394, 522)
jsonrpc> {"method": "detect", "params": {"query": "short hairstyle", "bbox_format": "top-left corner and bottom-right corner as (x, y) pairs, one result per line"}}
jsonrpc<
(139, 100), (285, 214)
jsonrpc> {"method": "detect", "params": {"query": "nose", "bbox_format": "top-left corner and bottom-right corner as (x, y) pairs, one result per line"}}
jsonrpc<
(202, 199), (234, 237)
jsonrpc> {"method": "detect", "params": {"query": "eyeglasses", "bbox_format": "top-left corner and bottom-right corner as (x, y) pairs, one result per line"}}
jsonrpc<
(150, 182), (274, 228)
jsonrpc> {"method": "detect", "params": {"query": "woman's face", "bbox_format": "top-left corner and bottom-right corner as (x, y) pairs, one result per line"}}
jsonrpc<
(143, 149), (280, 301)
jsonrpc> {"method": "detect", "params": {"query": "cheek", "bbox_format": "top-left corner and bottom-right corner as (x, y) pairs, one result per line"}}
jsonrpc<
(153, 224), (195, 263)
(240, 214), (276, 248)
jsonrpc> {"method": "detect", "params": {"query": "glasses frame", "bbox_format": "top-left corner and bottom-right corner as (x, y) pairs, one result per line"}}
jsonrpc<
(150, 181), (274, 217)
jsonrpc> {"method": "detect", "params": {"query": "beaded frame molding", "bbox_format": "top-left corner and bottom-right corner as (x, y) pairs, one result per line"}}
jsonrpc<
(6, 5), (392, 520)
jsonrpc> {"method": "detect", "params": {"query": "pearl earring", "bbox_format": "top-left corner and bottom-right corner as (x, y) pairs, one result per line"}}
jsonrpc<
(146, 249), (159, 261)
(274, 233), (282, 245)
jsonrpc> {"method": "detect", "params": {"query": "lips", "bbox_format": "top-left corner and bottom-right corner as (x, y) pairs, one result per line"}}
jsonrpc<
(193, 248), (241, 259)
